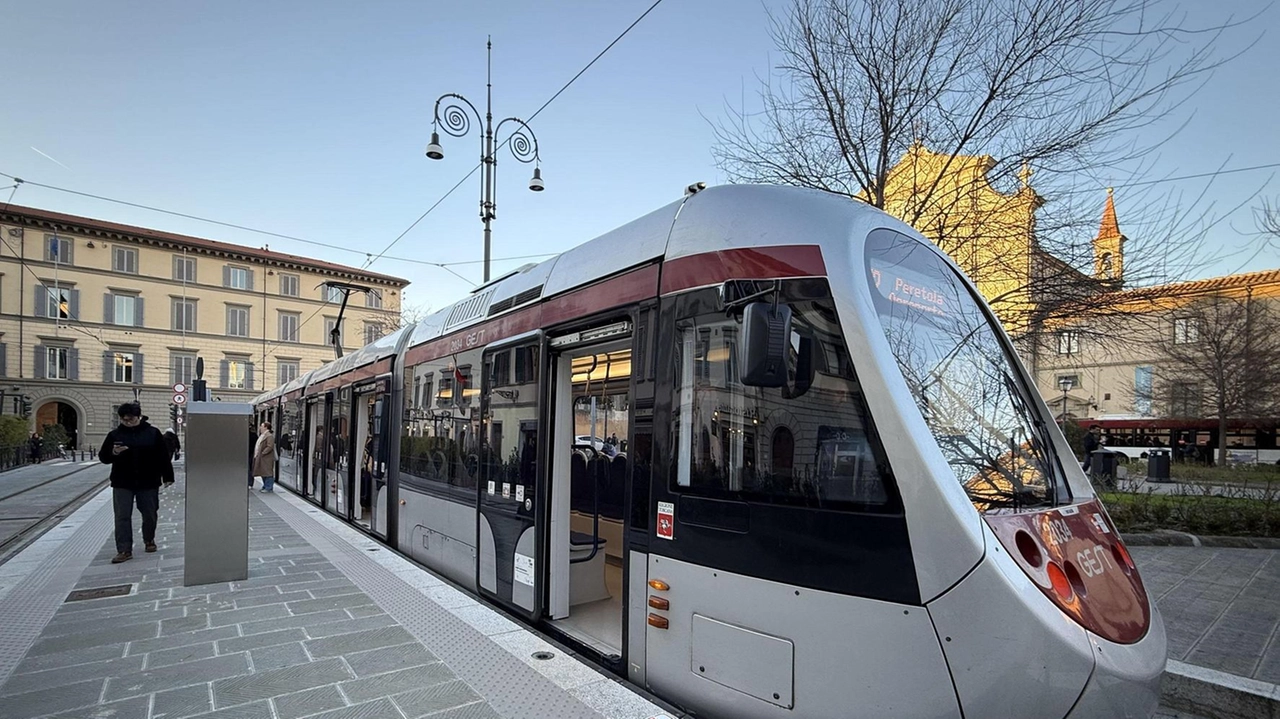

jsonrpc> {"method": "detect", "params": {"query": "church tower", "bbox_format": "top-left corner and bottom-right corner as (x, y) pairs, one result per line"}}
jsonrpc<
(1093, 188), (1126, 285)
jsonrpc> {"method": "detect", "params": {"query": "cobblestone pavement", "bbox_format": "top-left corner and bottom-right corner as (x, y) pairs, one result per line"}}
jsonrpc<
(1133, 545), (1280, 683)
(0, 469), (664, 719)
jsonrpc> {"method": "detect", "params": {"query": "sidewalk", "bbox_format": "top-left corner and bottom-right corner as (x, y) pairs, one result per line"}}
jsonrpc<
(0, 468), (673, 719)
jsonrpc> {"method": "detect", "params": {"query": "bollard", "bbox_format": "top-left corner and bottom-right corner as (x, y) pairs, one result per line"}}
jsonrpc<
(1147, 448), (1172, 483)
(184, 402), (252, 586)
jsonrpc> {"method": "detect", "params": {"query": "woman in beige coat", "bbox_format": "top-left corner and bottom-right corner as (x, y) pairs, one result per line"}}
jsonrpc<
(253, 422), (277, 493)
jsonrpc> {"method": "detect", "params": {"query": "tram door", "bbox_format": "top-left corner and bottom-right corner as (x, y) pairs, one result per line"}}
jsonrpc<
(546, 325), (633, 664)
(303, 397), (329, 503)
(477, 335), (545, 619)
(353, 379), (390, 539)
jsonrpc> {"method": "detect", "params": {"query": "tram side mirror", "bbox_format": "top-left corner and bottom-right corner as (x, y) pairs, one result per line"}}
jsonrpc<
(740, 302), (792, 388)
(787, 332), (816, 399)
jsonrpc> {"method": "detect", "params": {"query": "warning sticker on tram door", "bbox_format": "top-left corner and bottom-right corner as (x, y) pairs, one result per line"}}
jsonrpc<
(657, 502), (674, 540)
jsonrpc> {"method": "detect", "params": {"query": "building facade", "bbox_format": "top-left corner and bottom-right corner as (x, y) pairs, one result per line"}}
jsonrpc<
(0, 204), (407, 450)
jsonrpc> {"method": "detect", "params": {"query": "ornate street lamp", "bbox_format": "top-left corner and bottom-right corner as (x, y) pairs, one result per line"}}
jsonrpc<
(1058, 377), (1074, 426)
(426, 38), (543, 283)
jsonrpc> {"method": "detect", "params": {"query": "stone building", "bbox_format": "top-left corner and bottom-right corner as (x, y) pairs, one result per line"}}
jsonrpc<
(0, 204), (408, 450)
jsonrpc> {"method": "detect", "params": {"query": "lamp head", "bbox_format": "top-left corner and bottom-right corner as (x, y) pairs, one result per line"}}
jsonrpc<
(528, 167), (544, 192)
(425, 131), (444, 160)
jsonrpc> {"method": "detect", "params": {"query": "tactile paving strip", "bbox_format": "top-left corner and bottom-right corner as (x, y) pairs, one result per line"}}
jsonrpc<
(266, 498), (615, 719)
(0, 491), (114, 689)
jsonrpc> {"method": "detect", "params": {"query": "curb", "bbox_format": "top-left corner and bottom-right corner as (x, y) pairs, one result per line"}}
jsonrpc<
(1123, 532), (1280, 549)
(1163, 660), (1280, 719)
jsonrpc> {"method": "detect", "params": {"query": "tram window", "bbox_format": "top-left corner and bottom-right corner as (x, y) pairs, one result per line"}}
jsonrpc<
(400, 350), (485, 491)
(865, 229), (1068, 512)
(670, 280), (895, 510)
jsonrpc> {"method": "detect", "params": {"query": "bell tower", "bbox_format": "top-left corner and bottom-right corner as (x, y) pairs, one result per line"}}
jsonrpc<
(1093, 188), (1125, 285)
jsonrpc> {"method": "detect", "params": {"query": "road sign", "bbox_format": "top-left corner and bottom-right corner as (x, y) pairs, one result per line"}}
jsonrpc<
(173, 393), (187, 405)
(173, 382), (187, 394)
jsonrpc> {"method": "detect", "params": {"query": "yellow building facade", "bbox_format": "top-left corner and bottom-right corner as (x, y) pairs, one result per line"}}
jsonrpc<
(0, 204), (407, 450)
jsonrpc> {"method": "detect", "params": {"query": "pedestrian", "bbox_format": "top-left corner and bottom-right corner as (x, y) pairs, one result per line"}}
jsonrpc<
(248, 425), (258, 489)
(253, 422), (277, 493)
(1081, 424), (1101, 472)
(99, 402), (172, 563)
(27, 431), (41, 464)
(163, 427), (181, 462)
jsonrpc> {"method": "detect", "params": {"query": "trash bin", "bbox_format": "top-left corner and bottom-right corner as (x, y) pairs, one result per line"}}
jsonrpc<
(1090, 449), (1117, 486)
(184, 402), (253, 586)
(1147, 448), (1172, 483)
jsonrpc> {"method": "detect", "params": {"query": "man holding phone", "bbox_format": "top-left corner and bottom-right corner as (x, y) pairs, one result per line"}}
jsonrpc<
(99, 402), (173, 564)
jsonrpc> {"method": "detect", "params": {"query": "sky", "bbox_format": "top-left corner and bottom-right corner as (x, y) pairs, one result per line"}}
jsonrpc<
(2, 0), (1278, 319)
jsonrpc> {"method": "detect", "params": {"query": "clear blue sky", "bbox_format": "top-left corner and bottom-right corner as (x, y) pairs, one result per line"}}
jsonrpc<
(2, 0), (1276, 316)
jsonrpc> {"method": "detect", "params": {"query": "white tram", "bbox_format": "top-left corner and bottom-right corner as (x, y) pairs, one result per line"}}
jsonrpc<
(254, 185), (1166, 718)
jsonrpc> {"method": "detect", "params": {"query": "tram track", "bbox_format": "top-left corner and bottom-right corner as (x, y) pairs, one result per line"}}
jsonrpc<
(0, 463), (111, 564)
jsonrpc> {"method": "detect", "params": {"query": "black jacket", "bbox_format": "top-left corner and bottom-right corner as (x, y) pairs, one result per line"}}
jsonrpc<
(100, 420), (173, 490)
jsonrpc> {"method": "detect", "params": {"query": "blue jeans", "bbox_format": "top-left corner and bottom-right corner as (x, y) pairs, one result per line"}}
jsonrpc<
(113, 487), (158, 554)
(261, 475), (274, 491)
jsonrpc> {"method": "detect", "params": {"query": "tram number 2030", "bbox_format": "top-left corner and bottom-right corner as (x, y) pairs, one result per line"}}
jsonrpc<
(1076, 545), (1116, 578)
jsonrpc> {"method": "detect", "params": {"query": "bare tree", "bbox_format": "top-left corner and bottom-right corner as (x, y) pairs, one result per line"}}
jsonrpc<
(713, 0), (1253, 342)
(378, 302), (431, 333)
(1148, 293), (1280, 466)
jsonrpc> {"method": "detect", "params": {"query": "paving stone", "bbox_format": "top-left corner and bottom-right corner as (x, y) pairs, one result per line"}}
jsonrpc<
(305, 613), (399, 639)
(417, 701), (503, 719)
(0, 654), (144, 696)
(234, 590), (311, 608)
(238, 608), (349, 636)
(186, 700), (273, 718)
(308, 585), (362, 599)
(209, 604), (291, 628)
(271, 684), (348, 719)
(163, 614), (213, 634)
(43, 606), (186, 637)
(46, 694), (152, 719)
(306, 626), (416, 659)
(148, 642), (218, 669)
(346, 605), (388, 619)
(104, 653), (251, 701)
(286, 592), (375, 615)
(391, 679), (483, 718)
(0, 678), (106, 719)
(344, 642), (439, 678)
(128, 625), (241, 655)
(54, 588), (171, 614)
(249, 642), (311, 671)
(217, 628), (307, 655)
(27, 620), (159, 655)
(12, 642), (127, 674)
(212, 656), (353, 708)
(153, 683), (213, 719)
(341, 664), (457, 704)
(307, 697), (402, 719)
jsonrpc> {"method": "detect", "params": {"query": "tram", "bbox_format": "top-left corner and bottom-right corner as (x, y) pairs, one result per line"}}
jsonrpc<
(254, 184), (1166, 718)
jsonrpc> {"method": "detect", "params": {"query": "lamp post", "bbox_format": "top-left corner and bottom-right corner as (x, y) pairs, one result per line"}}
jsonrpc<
(1058, 377), (1074, 427)
(425, 38), (543, 284)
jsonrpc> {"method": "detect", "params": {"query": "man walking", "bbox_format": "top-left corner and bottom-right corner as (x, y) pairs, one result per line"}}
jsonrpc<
(99, 402), (172, 564)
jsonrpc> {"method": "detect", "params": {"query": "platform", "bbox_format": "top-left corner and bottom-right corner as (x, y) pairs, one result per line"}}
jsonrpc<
(0, 466), (674, 719)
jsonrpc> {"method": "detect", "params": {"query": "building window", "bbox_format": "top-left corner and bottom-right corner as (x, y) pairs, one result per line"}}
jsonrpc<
(278, 360), (300, 385)
(1056, 374), (1081, 389)
(226, 306), (250, 337)
(45, 234), (72, 264)
(46, 347), (69, 379)
(1134, 365), (1154, 416)
(279, 273), (299, 297)
(279, 312), (300, 342)
(224, 265), (252, 290)
(324, 317), (343, 347)
(363, 322), (383, 345)
(226, 360), (248, 389)
(1170, 382), (1200, 417)
(41, 285), (72, 319)
(366, 290), (383, 308)
(111, 294), (141, 326)
(1056, 330), (1080, 355)
(112, 247), (138, 274)
(172, 298), (196, 332)
(172, 352), (196, 386)
(173, 256), (196, 283)
(491, 349), (511, 387)
(113, 352), (135, 383)
(324, 285), (345, 303)
(1174, 317), (1201, 345)
(514, 346), (538, 384)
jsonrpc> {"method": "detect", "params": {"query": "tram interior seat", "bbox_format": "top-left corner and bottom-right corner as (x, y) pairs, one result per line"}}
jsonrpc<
(569, 449), (626, 561)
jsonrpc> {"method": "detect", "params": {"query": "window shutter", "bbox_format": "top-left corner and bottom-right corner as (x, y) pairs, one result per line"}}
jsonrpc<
(0, 343), (5, 377)
(104, 293), (114, 324)
(134, 353), (144, 385)
(246, 269), (255, 291)
(34, 286), (46, 318)
(245, 362), (255, 391)
(223, 265), (231, 287)
(68, 348), (80, 380)
(135, 298), (145, 327)
(34, 346), (46, 378)
(69, 289), (80, 319)
(103, 351), (114, 383)
(220, 359), (229, 388)
(173, 255), (182, 280)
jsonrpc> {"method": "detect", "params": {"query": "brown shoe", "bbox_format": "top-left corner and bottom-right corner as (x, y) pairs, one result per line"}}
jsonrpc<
(111, 552), (132, 564)
(145, 543), (157, 553)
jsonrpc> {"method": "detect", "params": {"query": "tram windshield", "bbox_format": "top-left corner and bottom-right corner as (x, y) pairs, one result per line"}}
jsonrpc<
(865, 230), (1067, 512)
